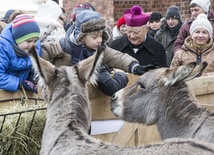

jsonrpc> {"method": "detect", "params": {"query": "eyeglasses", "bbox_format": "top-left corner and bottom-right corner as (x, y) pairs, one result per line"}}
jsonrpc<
(127, 30), (141, 36)
(126, 27), (146, 36)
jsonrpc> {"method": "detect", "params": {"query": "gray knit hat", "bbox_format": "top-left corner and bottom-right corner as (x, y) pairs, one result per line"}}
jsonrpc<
(74, 10), (109, 45)
(166, 5), (181, 20)
(190, 13), (213, 37)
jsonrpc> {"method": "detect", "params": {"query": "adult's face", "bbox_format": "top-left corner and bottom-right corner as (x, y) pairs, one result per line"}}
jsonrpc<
(191, 28), (210, 46)
(126, 25), (148, 45)
(190, 5), (206, 19)
(166, 17), (179, 28)
(149, 20), (162, 30)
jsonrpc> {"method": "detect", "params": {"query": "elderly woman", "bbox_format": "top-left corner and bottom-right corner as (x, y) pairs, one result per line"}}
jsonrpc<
(170, 13), (214, 76)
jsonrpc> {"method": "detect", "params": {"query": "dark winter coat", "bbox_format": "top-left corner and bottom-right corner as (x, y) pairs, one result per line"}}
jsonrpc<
(155, 19), (183, 67)
(97, 65), (128, 96)
(174, 10), (214, 52)
(110, 34), (167, 67)
(148, 28), (158, 38)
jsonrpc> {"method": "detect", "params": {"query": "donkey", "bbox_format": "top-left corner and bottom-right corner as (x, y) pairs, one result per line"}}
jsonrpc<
(29, 47), (214, 155)
(110, 62), (214, 144)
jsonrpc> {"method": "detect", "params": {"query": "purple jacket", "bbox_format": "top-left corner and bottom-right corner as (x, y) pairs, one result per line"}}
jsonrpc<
(174, 10), (214, 53)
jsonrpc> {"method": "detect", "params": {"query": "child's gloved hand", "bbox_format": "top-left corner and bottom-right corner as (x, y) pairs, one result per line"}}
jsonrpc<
(19, 80), (38, 94)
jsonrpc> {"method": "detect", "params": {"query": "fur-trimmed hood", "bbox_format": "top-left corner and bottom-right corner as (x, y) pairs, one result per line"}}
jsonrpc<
(3, 10), (25, 23)
(72, 10), (110, 45)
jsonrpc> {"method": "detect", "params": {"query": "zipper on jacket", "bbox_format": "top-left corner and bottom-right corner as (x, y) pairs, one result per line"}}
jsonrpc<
(196, 54), (202, 63)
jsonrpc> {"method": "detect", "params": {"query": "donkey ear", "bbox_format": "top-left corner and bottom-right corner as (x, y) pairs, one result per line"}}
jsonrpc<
(162, 62), (207, 86)
(75, 45), (104, 86)
(29, 46), (57, 86)
(184, 61), (207, 81)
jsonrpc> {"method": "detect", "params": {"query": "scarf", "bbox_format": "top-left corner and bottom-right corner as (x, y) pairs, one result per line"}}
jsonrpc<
(188, 38), (207, 53)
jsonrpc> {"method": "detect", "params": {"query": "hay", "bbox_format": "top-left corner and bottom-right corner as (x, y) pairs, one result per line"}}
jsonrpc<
(0, 98), (46, 155)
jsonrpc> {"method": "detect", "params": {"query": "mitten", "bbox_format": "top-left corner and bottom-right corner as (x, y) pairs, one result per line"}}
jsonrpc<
(20, 80), (38, 94)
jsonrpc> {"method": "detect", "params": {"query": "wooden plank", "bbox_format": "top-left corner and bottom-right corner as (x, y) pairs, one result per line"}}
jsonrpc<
(92, 132), (117, 143)
(196, 93), (214, 105)
(187, 75), (214, 95)
(138, 124), (161, 146)
(91, 96), (116, 120)
(111, 122), (138, 146)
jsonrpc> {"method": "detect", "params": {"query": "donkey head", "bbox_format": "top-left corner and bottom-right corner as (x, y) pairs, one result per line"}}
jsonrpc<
(110, 62), (207, 125)
(29, 45), (104, 102)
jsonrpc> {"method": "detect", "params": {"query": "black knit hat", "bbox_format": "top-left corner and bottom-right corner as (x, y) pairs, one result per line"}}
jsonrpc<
(166, 5), (181, 20)
(149, 12), (163, 22)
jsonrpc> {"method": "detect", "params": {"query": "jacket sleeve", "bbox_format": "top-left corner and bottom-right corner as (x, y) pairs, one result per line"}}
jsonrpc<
(0, 46), (20, 92)
(173, 24), (189, 53)
(170, 50), (183, 68)
(41, 40), (72, 67)
(102, 46), (138, 72)
(97, 68), (129, 96)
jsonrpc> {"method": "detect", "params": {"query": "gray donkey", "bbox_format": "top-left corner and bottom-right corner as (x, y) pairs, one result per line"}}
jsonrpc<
(29, 47), (214, 155)
(110, 62), (214, 144)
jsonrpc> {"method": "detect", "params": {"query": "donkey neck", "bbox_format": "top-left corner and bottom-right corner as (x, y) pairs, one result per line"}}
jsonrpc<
(157, 82), (207, 139)
(160, 82), (205, 121)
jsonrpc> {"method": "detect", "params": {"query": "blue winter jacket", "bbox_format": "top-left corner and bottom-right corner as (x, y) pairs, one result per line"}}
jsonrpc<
(0, 23), (42, 92)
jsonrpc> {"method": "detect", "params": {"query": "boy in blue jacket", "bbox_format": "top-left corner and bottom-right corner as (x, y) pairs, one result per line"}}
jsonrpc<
(0, 14), (41, 93)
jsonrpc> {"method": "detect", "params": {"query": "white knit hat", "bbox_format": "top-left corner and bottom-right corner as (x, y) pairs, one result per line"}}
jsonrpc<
(190, 13), (213, 37)
(32, 0), (62, 20)
(190, 0), (210, 13)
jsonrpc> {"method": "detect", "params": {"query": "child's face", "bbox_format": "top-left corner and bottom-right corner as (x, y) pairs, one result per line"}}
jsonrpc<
(17, 37), (39, 54)
(82, 30), (103, 50)
(119, 24), (127, 35)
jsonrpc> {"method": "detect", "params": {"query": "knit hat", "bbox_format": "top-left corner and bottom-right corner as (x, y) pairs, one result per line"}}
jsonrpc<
(3, 10), (15, 23)
(123, 6), (150, 27)
(32, 0), (62, 20)
(71, 3), (95, 22)
(117, 17), (126, 28)
(149, 12), (163, 22)
(166, 5), (181, 20)
(190, 0), (210, 13)
(74, 10), (109, 45)
(190, 13), (213, 36)
(12, 14), (40, 44)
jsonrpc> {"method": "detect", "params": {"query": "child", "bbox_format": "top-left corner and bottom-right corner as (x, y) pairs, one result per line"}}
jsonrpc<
(42, 10), (157, 95)
(67, 10), (130, 96)
(0, 14), (42, 93)
(112, 17), (127, 40)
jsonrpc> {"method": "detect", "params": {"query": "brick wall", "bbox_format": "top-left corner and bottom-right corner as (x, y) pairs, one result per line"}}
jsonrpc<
(63, 0), (213, 28)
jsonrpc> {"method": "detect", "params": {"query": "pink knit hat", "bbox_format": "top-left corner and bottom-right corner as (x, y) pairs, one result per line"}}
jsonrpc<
(123, 6), (150, 27)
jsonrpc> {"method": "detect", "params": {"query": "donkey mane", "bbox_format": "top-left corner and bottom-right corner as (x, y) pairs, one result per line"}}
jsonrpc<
(162, 82), (207, 122)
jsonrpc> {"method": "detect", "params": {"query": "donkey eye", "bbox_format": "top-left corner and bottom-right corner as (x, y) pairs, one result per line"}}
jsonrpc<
(138, 83), (145, 89)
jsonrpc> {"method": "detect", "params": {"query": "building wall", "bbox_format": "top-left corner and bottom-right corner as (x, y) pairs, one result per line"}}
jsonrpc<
(63, 0), (213, 28)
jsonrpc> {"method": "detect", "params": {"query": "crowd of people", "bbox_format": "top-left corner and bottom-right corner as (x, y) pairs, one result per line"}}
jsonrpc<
(0, 0), (214, 96)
